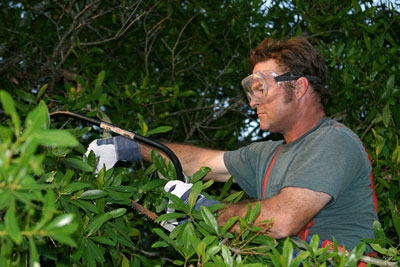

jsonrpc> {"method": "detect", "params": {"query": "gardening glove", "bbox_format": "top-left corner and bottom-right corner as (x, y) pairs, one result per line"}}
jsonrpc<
(164, 180), (220, 226)
(86, 136), (141, 173)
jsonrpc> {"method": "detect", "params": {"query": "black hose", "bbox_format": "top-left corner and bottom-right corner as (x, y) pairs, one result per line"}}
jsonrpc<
(50, 111), (184, 181)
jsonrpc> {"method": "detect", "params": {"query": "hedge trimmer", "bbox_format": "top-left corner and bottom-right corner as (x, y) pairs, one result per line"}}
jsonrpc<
(50, 110), (182, 232)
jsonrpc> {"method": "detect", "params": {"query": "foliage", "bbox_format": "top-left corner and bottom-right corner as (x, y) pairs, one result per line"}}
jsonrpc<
(1, 0), (400, 266)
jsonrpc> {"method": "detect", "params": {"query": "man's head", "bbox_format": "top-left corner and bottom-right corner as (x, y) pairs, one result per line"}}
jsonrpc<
(247, 36), (330, 106)
(241, 37), (329, 138)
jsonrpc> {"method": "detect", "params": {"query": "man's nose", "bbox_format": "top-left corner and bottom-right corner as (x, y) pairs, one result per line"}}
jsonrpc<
(249, 98), (259, 109)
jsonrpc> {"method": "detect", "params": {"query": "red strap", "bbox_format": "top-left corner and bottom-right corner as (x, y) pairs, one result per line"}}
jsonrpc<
(298, 220), (314, 241)
(362, 143), (378, 212)
(262, 146), (282, 199)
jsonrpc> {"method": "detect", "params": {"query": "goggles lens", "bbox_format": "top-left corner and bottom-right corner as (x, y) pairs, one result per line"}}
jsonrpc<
(241, 72), (320, 103)
(241, 72), (277, 103)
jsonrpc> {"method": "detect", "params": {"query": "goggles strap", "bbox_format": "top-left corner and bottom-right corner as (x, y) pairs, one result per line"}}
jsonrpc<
(274, 72), (320, 82)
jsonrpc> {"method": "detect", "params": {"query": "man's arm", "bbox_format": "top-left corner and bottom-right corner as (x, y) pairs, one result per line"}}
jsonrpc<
(140, 143), (231, 182)
(217, 187), (332, 239)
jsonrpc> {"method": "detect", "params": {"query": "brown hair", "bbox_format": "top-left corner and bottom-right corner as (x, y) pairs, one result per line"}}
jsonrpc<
(248, 36), (330, 105)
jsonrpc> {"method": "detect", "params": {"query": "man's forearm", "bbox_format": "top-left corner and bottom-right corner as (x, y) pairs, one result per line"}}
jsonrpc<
(216, 187), (332, 239)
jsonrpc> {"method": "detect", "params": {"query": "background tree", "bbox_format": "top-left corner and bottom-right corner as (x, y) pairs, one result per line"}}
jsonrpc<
(0, 0), (399, 266)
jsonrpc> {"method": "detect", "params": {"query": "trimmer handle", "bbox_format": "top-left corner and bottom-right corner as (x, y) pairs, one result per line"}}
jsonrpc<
(50, 111), (185, 181)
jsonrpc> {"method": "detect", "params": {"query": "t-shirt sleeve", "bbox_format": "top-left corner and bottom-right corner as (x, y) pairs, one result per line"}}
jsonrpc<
(282, 128), (366, 202)
(224, 146), (258, 197)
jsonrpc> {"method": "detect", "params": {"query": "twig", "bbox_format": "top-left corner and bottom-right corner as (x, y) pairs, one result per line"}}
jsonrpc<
(129, 246), (174, 263)
(291, 239), (398, 267)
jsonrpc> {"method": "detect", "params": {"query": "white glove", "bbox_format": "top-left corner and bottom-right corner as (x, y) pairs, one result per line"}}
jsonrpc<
(86, 139), (118, 172)
(164, 180), (220, 226)
(86, 136), (141, 173)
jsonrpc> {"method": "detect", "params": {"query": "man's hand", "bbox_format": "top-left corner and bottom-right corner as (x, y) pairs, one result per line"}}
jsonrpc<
(86, 136), (141, 172)
(164, 180), (220, 226)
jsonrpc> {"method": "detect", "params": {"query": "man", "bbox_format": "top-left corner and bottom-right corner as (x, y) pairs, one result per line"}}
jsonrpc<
(87, 36), (378, 251)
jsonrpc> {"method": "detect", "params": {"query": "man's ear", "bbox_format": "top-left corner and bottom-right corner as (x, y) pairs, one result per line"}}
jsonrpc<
(294, 77), (309, 99)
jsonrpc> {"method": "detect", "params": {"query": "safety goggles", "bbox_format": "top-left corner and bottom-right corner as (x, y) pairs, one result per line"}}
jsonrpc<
(241, 72), (319, 103)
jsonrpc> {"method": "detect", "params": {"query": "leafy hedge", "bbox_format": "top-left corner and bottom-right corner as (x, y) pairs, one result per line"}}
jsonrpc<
(1, 90), (399, 266)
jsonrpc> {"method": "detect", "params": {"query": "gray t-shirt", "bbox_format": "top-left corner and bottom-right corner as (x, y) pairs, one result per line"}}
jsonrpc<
(224, 118), (377, 250)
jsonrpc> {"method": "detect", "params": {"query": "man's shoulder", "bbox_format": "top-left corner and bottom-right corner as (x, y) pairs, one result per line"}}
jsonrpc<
(304, 118), (366, 156)
(313, 118), (360, 141)
(246, 140), (284, 153)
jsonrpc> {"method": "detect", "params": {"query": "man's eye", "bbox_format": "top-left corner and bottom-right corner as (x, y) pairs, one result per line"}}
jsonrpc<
(254, 86), (264, 94)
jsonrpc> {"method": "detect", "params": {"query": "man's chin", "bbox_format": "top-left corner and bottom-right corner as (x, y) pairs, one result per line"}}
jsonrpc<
(259, 123), (272, 132)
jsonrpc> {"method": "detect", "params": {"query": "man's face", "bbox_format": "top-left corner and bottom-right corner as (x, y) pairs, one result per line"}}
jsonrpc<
(250, 60), (297, 133)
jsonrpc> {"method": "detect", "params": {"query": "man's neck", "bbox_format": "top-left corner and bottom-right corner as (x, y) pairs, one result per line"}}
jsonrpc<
(283, 110), (326, 144)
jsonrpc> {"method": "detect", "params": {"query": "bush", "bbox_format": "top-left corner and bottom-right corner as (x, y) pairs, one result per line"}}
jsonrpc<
(1, 90), (399, 266)
(1, 1), (400, 266)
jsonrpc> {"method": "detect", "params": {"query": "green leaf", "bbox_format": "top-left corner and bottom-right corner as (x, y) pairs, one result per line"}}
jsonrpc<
(221, 245), (233, 266)
(62, 158), (94, 172)
(122, 256), (129, 267)
(91, 236), (115, 246)
(164, 191), (187, 211)
(0, 125), (13, 142)
(220, 177), (233, 197)
(388, 200), (400, 239)
(223, 191), (244, 203)
(382, 104), (391, 128)
(28, 237), (40, 267)
(35, 190), (56, 230)
(145, 126), (173, 137)
(386, 74), (395, 90)
(36, 83), (48, 101)
(152, 241), (169, 248)
(347, 242), (366, 266)
(372, 220), (386, 240)
(200, 206), (219, 235)
(78, 189), (108, 199)
(70, 199), (98, 214)
(221, 216), (238, 235)
(200, 21), (211, 37)
(5, 199), (22, 245)
(140, 179), (166, 192)
(167, 160), (177, 180)
(188, 181), (202, 212)
(34, 130), (79, 147)
(0, 90), (21, 136)
(153, 228), (182, 254)
(248, 202), (261, 223)
(45, 214), (75, 231)
(375, 134), (386, 156)
(109, 208), (126, 218)
(0, 190), (11, 210)
(290, 251), (310, 267)
(190, 167), (211, 183)
(24, 101), (49, 135)
(309, 235), (320, 255)
(370, 243), (388, 255)
(282, 238), (293, 266)
(155, 212), (187, 223)
(62, 182), (93, 195)
(86, 213), (112, 236)
(196, 241), (207, 261)
(95, 70), (106, 89)
(87, 239), (105, 264)
(151, 150), (168, 178)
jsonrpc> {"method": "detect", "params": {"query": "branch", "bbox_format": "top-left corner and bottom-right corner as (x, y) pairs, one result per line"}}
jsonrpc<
(291, 239), (398, 267)
(79, 1), (145, 46)
(128, 246), (174, 263)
